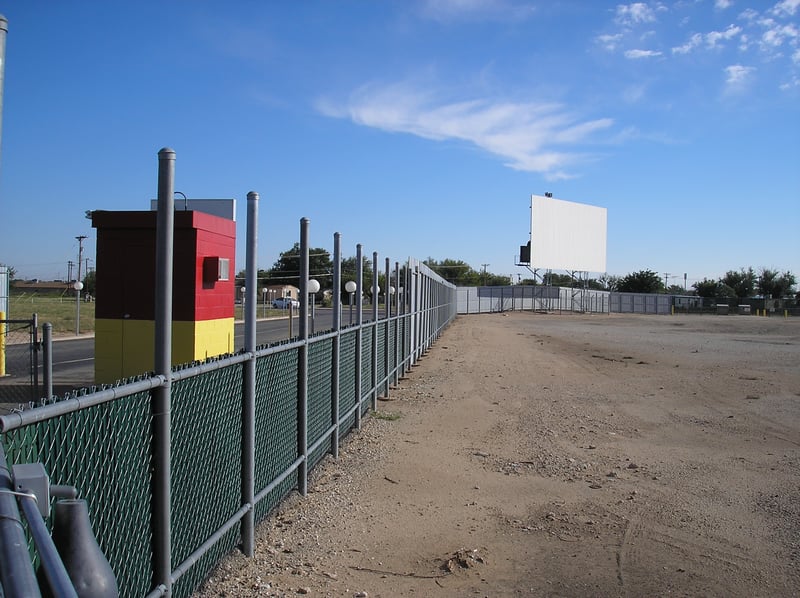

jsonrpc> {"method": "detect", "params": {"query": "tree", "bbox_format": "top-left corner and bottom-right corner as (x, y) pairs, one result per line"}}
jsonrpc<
(758, 268), (796, 299)
(616, 270), (663, 294)
(541, 272), (573, 287)
(602, 275), (620, 292)
(339, 255), (374, 301)
(82, 270), (96, 296)
(0, 263), (17, 281)
(693, 278), (718, 298)
(720, 268), (756, 298)
(267, 243), (333, 288)
(424, 258), (481, 286)
(666, 284), (687, 295)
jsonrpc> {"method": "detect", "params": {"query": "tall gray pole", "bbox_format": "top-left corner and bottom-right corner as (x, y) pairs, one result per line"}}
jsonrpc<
(297, 218), (310, 495)
(43, 322), (53, 400)
(383, 257), (391, 400)
(331, 232), (341, 458)
(153, 147), (175, 597)
(354, 244), (363, 429)
(371, 252), (378, 410)
(241, 191), (258, 556)
(0, 15), (7, 175)
(394, 261), (401, 386)
(75, 235), (87, 335)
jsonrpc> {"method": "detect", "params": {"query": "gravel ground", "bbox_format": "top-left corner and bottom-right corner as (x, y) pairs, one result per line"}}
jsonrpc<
(194, 312), (800, 597)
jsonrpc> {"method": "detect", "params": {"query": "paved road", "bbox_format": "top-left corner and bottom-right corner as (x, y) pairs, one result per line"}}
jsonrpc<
(44, 307), (386, 392)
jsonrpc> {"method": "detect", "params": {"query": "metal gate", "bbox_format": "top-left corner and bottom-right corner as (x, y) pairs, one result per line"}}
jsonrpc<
(0, 315), (39, 405)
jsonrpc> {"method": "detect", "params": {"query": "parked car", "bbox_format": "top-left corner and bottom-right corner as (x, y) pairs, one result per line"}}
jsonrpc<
(272, 296), (299, 309)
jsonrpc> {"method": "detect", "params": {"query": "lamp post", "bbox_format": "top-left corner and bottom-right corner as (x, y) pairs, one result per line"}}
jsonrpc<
(261, 287), (268, 318)
(73, 281), (83, 335)
(240, 286), (246, 320)
(345, 280), (357, 325)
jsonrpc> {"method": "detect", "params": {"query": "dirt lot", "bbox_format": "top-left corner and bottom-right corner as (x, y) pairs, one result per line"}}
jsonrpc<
(195, 312), (800, 597)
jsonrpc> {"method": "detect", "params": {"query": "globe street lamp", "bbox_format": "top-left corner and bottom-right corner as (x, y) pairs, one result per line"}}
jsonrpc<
(308, 279), (320, 334)
(261, 287), (268, 318)
(345, 280), (357, 325)
(73, 281), (84, 335)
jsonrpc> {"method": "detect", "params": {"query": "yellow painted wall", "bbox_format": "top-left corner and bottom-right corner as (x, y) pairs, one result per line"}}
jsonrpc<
(95, 317), (234, 384)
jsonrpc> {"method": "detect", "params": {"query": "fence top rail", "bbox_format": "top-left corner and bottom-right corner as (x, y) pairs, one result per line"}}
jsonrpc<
(0, 375), (167, 433)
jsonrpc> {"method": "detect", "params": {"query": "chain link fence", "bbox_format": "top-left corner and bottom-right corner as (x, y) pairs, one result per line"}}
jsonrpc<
(0, 316), (38, 405)
(1, 257), (456, 598)
(458, 285), (610, 314)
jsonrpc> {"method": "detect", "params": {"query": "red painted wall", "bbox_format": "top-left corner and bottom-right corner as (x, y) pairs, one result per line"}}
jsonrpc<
(92, 210), (235, 322)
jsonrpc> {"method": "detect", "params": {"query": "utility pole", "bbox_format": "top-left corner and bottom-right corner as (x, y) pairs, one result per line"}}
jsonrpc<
(75, 235), (87, 334)
(67, 260), (74, 282)
(664, 272), (671, 293)
(481, 264), (489, 286)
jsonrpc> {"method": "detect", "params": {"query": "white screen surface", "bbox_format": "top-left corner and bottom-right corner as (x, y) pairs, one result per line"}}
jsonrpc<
(530, 195), (607, 273)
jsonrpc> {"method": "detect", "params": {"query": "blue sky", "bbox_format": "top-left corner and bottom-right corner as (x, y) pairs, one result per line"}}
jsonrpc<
(0, 0), (798, 288)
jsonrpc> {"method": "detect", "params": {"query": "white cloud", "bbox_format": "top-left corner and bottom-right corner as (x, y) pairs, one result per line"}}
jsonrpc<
(771, 0), (800, 17)
(418, 0), (535, 22)
(738, 8), (759, 22)
(596, 33), (624, 51)
(761, 23), (800, 48)
(672, 32), (703, 54)
(706, 24), (743, 48)
(625, 48), (663, 58)
(724, 64), (755, 88)
(614, 3), (659, 27)
(672, 25), (742, 54)
(715, 0), (734, 9)
(316, 82), (614, 178)
(779, 74), (800, 89)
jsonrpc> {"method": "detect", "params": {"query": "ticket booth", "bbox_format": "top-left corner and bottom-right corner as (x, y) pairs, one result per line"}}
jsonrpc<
(91, 208), (235, 383)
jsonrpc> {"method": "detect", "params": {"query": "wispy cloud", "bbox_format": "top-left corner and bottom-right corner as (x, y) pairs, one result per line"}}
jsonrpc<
(625, 48), (663, 58)
(771, 0), (800, 18)
(614, 3), (661, 27)
(671, 24), (743, 54)
(706, 24), (743, 47)
(672, 32), (703, 54)
(596, 33), (624, 51)
(417, 0), (535, 22)
(724, 64), (756, 89)
(715, 0), (734, 10)
(316, 82), (614, 179)
(761, 22), (799, 49)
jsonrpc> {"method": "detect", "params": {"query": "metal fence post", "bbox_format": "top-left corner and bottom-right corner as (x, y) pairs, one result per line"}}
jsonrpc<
(152, 147), (175, 597)
(0, 14), (7, 175)
(371, 252), (378, 410)
(241, 191), (258, 556)
(331, 232), (341, 458)
(43, 322), (53, 400)
(383, 257), (390, 399)
(354, 244), (363, 429)
(297, 218), (309, 496)
(32, 313), (39, 399)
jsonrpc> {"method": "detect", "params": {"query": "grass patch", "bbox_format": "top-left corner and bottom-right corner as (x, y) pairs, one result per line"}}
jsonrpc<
(6, 294), (290, 334)
(372, 410), (402, 421)
(8, 294), (95, 334)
